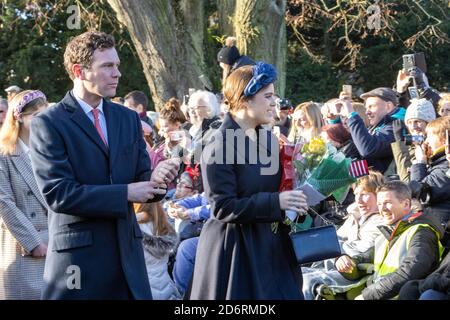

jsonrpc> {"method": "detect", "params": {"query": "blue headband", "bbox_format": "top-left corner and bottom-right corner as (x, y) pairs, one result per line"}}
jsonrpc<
(243, 61), (277, 97)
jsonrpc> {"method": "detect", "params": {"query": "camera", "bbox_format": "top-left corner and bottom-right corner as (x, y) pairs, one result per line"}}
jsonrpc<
(404, 134), (424, 145)
(402, 52), (427, 75)
(169, 130), (185, 142)
(275, 98), (293, 111)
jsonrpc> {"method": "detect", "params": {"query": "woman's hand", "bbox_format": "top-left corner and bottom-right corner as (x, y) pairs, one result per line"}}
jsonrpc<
(31, 243), (47, 257)
(414, 143), (428, 164)
(336, 255), (356, 273)
(279, 190), (308, 213)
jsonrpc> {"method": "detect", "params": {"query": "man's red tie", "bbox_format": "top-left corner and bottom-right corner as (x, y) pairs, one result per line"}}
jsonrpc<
(92, 108), (108, 147)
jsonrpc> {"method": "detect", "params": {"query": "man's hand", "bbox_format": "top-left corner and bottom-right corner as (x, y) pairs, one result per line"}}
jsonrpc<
(31, 243), (47, 257)
(396, 69), (411, 93)
(151, 158), (181, 185)
(127, 181), (166, 203)
(408, 67), (429, 91)
(336, 255), (356, 273)
(392, 119), (405, 142)
(336, 93), (353, 117)
(414, 143), (428, 164)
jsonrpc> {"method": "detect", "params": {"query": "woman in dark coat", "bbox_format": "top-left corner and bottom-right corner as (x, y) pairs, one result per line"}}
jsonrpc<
(187, 62), (307, 300)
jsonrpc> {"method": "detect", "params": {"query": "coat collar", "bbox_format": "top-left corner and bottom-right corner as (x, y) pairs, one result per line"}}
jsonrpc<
(10, 143), (47, 209)
(62, 91), (121, 162)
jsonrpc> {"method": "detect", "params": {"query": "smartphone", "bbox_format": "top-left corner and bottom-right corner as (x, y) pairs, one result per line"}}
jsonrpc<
(342, 85), (352, 98)
(403, 52), (427, 75)
(169, 130), (185, 142)
(408, 86), (419, 99)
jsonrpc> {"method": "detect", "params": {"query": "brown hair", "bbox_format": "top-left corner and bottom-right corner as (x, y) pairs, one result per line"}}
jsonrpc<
(124, 91), (148, 110)
(134, 202), (174, 236)
(159, 98), (186, 123)
(354, 170), (385, 194)
(64, 31), (115, 80)
(0, 90), (47, 155)
(425, 116), (450, 141)
(376, 180), (412, 201)
(222, 65), (253, 114)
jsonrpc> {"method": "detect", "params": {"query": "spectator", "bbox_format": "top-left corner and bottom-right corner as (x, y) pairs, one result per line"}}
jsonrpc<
(124, 90), (160, 144)
(336, 181), (444, 300)
(273, 97), (293, 136)
(0, 98), (7, 128)
(135, 202), (180, 300)
(0, 90), (49, 299)
(187, 90), (221, 164)
(391, 98), (436, 182)
(438, 94), (450, 117)
(4, 85), (22, 102)
(302, 171), (385, 300)
(321, 123), (360, 159)
(339, 87), (405, 173)
(217, 36), (255, 85)
(288, 101), (323, 143)
(410, 116), (450, 226)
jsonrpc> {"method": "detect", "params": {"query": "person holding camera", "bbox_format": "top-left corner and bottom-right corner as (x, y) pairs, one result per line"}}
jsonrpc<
(338, 87), (404, 174)
(273, 96), (293, 136)
(410, 116), (450, 227)
(391, 98), (436, 182)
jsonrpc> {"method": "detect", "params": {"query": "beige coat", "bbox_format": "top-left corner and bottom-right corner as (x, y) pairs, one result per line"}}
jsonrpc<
(0, 143), (48, 299)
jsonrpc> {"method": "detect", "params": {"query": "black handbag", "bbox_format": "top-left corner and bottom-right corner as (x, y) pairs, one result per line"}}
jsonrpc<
(289, 209), (341, 265)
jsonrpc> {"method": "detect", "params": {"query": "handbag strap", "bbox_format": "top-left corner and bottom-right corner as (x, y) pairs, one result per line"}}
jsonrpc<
(307, 207), (335, 226)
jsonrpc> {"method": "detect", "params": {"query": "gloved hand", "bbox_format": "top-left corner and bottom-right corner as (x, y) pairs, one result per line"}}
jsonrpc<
(419, 273), (450, 294)
(408, 67), (429, 91)
(392, 119), (405, 142)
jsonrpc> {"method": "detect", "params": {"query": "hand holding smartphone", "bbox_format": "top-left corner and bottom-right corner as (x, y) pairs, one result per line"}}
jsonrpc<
(169, 130), (185, 142)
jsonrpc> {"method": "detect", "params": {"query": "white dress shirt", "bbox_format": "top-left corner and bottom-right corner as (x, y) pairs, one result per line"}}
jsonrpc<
(72, 91), (109, 145)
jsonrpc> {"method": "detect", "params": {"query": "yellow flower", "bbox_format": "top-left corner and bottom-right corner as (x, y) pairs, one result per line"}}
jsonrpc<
(307, 137), (326, 156)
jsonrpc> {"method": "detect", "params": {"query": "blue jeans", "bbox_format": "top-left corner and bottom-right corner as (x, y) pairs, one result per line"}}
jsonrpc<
(172, 237), (199, 295)
(419, 289), (448, 300)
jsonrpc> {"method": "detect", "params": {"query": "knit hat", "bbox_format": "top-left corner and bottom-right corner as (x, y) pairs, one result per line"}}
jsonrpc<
(217, 46), (240, 65)
(322, 123), (351, 145)
(404, 98), (436, 124)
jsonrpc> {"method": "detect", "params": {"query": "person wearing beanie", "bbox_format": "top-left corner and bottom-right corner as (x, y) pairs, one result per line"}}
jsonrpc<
(391, 98), (436, 182)
(217, 36), (255, 84)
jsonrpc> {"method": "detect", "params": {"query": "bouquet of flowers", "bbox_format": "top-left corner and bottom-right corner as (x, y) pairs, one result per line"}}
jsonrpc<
(292, 137), (356, 204)
(273, 137), (356, 233)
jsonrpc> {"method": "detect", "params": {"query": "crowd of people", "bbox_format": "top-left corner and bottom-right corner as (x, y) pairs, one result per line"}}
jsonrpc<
(0, 31), (450, 300)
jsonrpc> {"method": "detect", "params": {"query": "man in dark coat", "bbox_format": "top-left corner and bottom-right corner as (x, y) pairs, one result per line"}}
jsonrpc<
(339, 88), (405, 173)
(29, 31), (179, 299)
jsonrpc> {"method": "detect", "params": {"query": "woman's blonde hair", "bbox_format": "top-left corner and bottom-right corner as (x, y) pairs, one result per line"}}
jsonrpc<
(0, 90), (47, 156)
(425, 116), (450, 141)
(438, 93), (450, 112)
(354, 170), (385, 194)
(134, 202), (175, 236)
(288, 101), (323, 142)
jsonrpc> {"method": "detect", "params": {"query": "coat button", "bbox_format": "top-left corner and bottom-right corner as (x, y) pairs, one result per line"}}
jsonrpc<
(30, 212), (36, 218)
(27, 190), (33, 196)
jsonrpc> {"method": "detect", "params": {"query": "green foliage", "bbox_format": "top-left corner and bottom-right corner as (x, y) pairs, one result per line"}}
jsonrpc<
(0, 0), (151, 107)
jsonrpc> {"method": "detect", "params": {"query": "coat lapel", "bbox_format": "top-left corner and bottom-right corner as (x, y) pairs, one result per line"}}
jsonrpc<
(10, 145), (48, 209)
(103, 100), (121, 167)
(64, 92), (109, 157)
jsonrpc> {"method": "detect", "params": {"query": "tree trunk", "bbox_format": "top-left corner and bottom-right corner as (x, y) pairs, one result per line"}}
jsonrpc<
(107, 0), (207, 111)
(218, 0), (287, 95)
(217, 0), (236, 36)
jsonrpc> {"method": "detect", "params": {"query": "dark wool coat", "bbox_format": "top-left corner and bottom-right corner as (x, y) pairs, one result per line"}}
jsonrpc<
(187, 113), (303, 300)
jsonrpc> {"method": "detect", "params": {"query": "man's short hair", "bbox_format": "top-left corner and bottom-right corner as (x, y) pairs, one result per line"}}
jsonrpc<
(64, 31), (115, 80)
(124, 91), (148, 110)
(377, 180), (412, 201)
